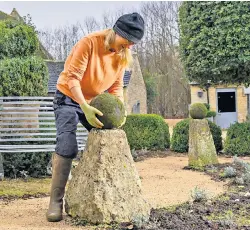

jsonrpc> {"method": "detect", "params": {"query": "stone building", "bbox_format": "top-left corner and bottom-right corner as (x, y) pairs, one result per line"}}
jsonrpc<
(190, 82), (250, 128)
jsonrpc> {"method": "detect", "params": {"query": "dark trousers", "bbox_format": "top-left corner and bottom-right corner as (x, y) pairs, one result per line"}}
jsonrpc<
(53, 90), (93, 159)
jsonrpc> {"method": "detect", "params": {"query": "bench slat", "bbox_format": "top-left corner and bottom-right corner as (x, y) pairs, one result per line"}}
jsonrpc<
(0, 144), (85, 149)
(0, 122), (85, 126)
(0, 97), (54, 100)
(1, 101), (53, 105)
(1, 107), (54, 111)
(1, 128), (57, 131)
(0, 117), (55, 121)
(1, 149), (55, 153)
(0, 137), (87, 142)
(0, 147), (85, 153)
(0, 112), (55, 115)
(0, 132), (88, 137)
(0, 122), (56, 126)
(0, 127), (87, 131)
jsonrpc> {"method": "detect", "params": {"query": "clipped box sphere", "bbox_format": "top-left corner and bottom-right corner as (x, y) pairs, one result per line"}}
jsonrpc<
(90, 93), (125, 129)
(189, 103), (208, 119)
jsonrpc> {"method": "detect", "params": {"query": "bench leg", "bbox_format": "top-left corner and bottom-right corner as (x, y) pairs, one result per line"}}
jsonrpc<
(46, 153), (72, 222)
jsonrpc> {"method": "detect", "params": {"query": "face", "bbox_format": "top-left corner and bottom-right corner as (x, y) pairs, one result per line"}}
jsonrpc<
(115, 34), (135, 50)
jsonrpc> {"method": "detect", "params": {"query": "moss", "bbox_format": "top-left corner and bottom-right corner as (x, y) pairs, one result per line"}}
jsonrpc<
(90, 93), (125, 129)
(216, 194), (230, 202)
(206, 209), (234, 222)
(188, 153), (218, 170)
(0, 178), (51, 197)
(205, 206), (250, 227)
(189, 103), (208, 119)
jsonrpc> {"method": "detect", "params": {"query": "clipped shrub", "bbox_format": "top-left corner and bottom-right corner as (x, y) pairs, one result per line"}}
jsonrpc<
(224, 122), (250, 156)
(208, 121), (223, 151)
(3, 152), (52, 178)
(206, 111), (216, 118)
(171, 119), (190, 153)
(90, 93), (125, 129)
(122, 114), (170, 150)
(0, 56), (48, 96)
(171, 118), (222, 153)
(203, 103), (210, 111)
(0, 20), (39, 59)
(179, 1), (250, 87)
(189, 103), (208, 119)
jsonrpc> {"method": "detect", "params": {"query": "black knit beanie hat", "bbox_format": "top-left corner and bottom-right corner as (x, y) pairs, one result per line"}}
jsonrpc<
(113, 12), (145, 44)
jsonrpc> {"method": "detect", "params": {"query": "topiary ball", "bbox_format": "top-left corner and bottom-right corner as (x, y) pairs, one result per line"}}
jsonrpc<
(189, 103), (208, 119)
(90, 93), (125, 129)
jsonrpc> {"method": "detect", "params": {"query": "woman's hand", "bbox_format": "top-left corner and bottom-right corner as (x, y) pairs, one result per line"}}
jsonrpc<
(80, 103), (104, 128)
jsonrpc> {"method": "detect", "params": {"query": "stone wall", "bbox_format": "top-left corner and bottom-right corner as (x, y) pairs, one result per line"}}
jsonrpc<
(126, 54), (147, 114)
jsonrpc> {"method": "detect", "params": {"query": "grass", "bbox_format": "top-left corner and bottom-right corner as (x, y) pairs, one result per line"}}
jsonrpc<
(0, 178), (51, 197)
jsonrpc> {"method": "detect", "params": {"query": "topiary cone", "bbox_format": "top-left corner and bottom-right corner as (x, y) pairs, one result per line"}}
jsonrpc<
(90, 93), (125, 129)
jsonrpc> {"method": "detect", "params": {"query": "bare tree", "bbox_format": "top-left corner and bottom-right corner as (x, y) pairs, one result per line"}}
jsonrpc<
(101, 9), (125, 29)
(136, 1), (190, 118)
(38, 2), (190, 117)
(79, 17), (100, 35)
(39, 23), (83, 60)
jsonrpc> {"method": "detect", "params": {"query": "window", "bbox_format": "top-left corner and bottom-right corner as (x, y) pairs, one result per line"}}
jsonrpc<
(132, 101), (140, 114)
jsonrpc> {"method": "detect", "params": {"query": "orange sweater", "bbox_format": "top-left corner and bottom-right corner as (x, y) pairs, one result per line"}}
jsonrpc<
(57, 30), (125, 104)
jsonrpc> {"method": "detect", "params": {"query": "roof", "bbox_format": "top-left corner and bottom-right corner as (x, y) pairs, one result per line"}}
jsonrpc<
(0, 11), (12, 20)
(46, 61), (65, 93)
(189, 81), (199, 85)
(46, 61), (132, 93)
(123, 70), (132, 87)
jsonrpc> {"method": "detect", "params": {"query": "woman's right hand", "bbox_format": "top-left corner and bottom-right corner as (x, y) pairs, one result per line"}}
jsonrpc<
(80, 103), (104, 128)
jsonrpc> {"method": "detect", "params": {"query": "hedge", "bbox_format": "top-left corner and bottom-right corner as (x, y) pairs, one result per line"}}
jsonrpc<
(0, 20), (39, 59)
(179, 2), (250, 87)
(123, 114), (170, 150)
(171, 118), (222, 153)
(224, 122), (250, 156)
(0, 56), (48, 96)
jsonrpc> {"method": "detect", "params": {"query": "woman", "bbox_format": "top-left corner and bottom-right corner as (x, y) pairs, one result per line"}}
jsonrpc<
(46, 12), (145, 222)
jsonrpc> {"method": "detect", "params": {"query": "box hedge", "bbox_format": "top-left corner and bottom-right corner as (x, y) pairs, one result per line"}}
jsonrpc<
(171, 118), (222, 153)
(224, 122), (250, 156)
(0, 20), (39, 59)
(122, 114), (170, 150)
(0, 56), (48, 96)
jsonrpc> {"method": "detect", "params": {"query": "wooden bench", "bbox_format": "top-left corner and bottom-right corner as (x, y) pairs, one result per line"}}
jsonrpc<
(0, 97), (88, 154)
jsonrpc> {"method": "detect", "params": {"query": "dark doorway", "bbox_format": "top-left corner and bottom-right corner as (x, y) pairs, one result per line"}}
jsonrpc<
(217, 92), (236, 113)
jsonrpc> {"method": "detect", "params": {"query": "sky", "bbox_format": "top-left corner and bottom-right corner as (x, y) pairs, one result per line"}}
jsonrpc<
(1, 1), (143, 30)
